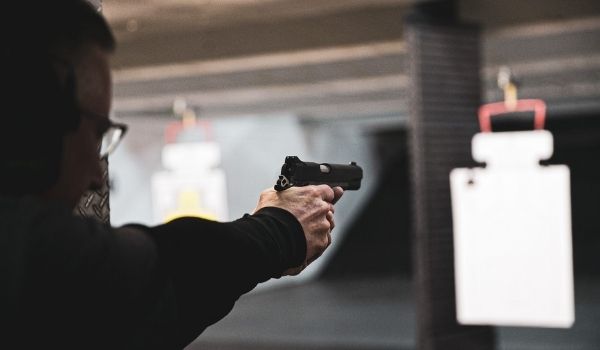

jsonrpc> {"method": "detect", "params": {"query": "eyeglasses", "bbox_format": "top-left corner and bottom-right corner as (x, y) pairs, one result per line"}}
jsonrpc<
(80, 109), (128, 159)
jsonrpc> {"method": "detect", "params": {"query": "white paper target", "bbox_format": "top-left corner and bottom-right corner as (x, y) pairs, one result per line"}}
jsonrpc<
(450, 130), (574, 328)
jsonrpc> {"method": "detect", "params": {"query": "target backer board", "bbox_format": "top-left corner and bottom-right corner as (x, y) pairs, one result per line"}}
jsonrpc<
(151, 142), (228, 223)
(450, 129), (574, 328)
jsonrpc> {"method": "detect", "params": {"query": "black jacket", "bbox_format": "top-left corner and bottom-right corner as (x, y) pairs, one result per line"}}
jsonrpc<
(0, 196), (305, 349)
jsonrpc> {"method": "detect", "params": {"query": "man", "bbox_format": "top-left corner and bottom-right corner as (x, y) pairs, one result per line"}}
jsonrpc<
(0, 1), (342, 349)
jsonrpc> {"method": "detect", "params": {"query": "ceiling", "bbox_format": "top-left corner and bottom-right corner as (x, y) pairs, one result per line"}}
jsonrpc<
(101, 0), (600, 122)
(103, 0), (411, 35)
(102, 0), (411, 121)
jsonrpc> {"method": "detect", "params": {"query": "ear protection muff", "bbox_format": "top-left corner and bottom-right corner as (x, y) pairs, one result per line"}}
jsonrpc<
(0, 49), (82, 194)
(47, 56), (82, 133)
(3, 52), (81, 134)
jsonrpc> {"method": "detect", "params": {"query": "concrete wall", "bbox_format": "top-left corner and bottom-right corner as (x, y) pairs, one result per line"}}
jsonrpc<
(108, 112), (393, 286)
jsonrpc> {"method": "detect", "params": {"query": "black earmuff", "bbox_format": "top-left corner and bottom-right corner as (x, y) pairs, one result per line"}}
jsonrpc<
(0, 49), (82, 194)
(49, 56), (82, 133)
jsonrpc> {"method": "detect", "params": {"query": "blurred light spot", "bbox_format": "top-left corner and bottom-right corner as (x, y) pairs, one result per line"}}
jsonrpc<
(126, 19), (139, 32)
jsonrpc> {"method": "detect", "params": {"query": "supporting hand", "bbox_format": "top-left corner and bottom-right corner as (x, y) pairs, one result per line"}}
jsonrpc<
(253, 185), (344, 275)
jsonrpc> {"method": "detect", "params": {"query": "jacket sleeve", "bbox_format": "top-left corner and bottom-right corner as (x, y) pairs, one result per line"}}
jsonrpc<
(133, 206), (306, 349)
(26, 201), (305, 350)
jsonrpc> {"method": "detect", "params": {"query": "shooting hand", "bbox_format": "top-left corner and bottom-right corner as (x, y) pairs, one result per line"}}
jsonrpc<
(253, 185), (344, 276)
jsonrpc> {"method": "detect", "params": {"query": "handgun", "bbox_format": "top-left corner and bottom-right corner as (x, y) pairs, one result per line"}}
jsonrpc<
(274, 156), (363, 191)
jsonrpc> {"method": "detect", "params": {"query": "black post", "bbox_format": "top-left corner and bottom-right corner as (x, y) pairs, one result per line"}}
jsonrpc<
(406, 1), (496, 349)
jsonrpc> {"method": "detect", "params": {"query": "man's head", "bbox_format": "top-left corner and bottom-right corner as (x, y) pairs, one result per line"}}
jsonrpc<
(1, 0), (116, 208)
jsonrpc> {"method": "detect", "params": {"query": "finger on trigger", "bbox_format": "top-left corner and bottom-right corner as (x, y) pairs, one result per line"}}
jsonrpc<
(332, 186), (344, 204)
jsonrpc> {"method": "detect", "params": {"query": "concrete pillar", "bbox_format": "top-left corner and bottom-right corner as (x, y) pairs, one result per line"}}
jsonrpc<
(406, 1), (496, 349)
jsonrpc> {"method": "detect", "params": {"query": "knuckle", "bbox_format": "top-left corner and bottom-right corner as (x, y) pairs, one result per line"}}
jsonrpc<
(309, 186), (321, 197)
(317, 239), (327, 250)
(299, 186), (315, 198)
(320, 202), (330, 213)
(326, 186), (334, 198)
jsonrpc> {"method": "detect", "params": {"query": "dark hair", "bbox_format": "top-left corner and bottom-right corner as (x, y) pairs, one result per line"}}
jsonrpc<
(0, 0), (116, 195)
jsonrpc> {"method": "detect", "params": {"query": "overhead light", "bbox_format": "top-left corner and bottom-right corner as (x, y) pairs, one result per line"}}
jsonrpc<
(126, 18), (139, 32)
